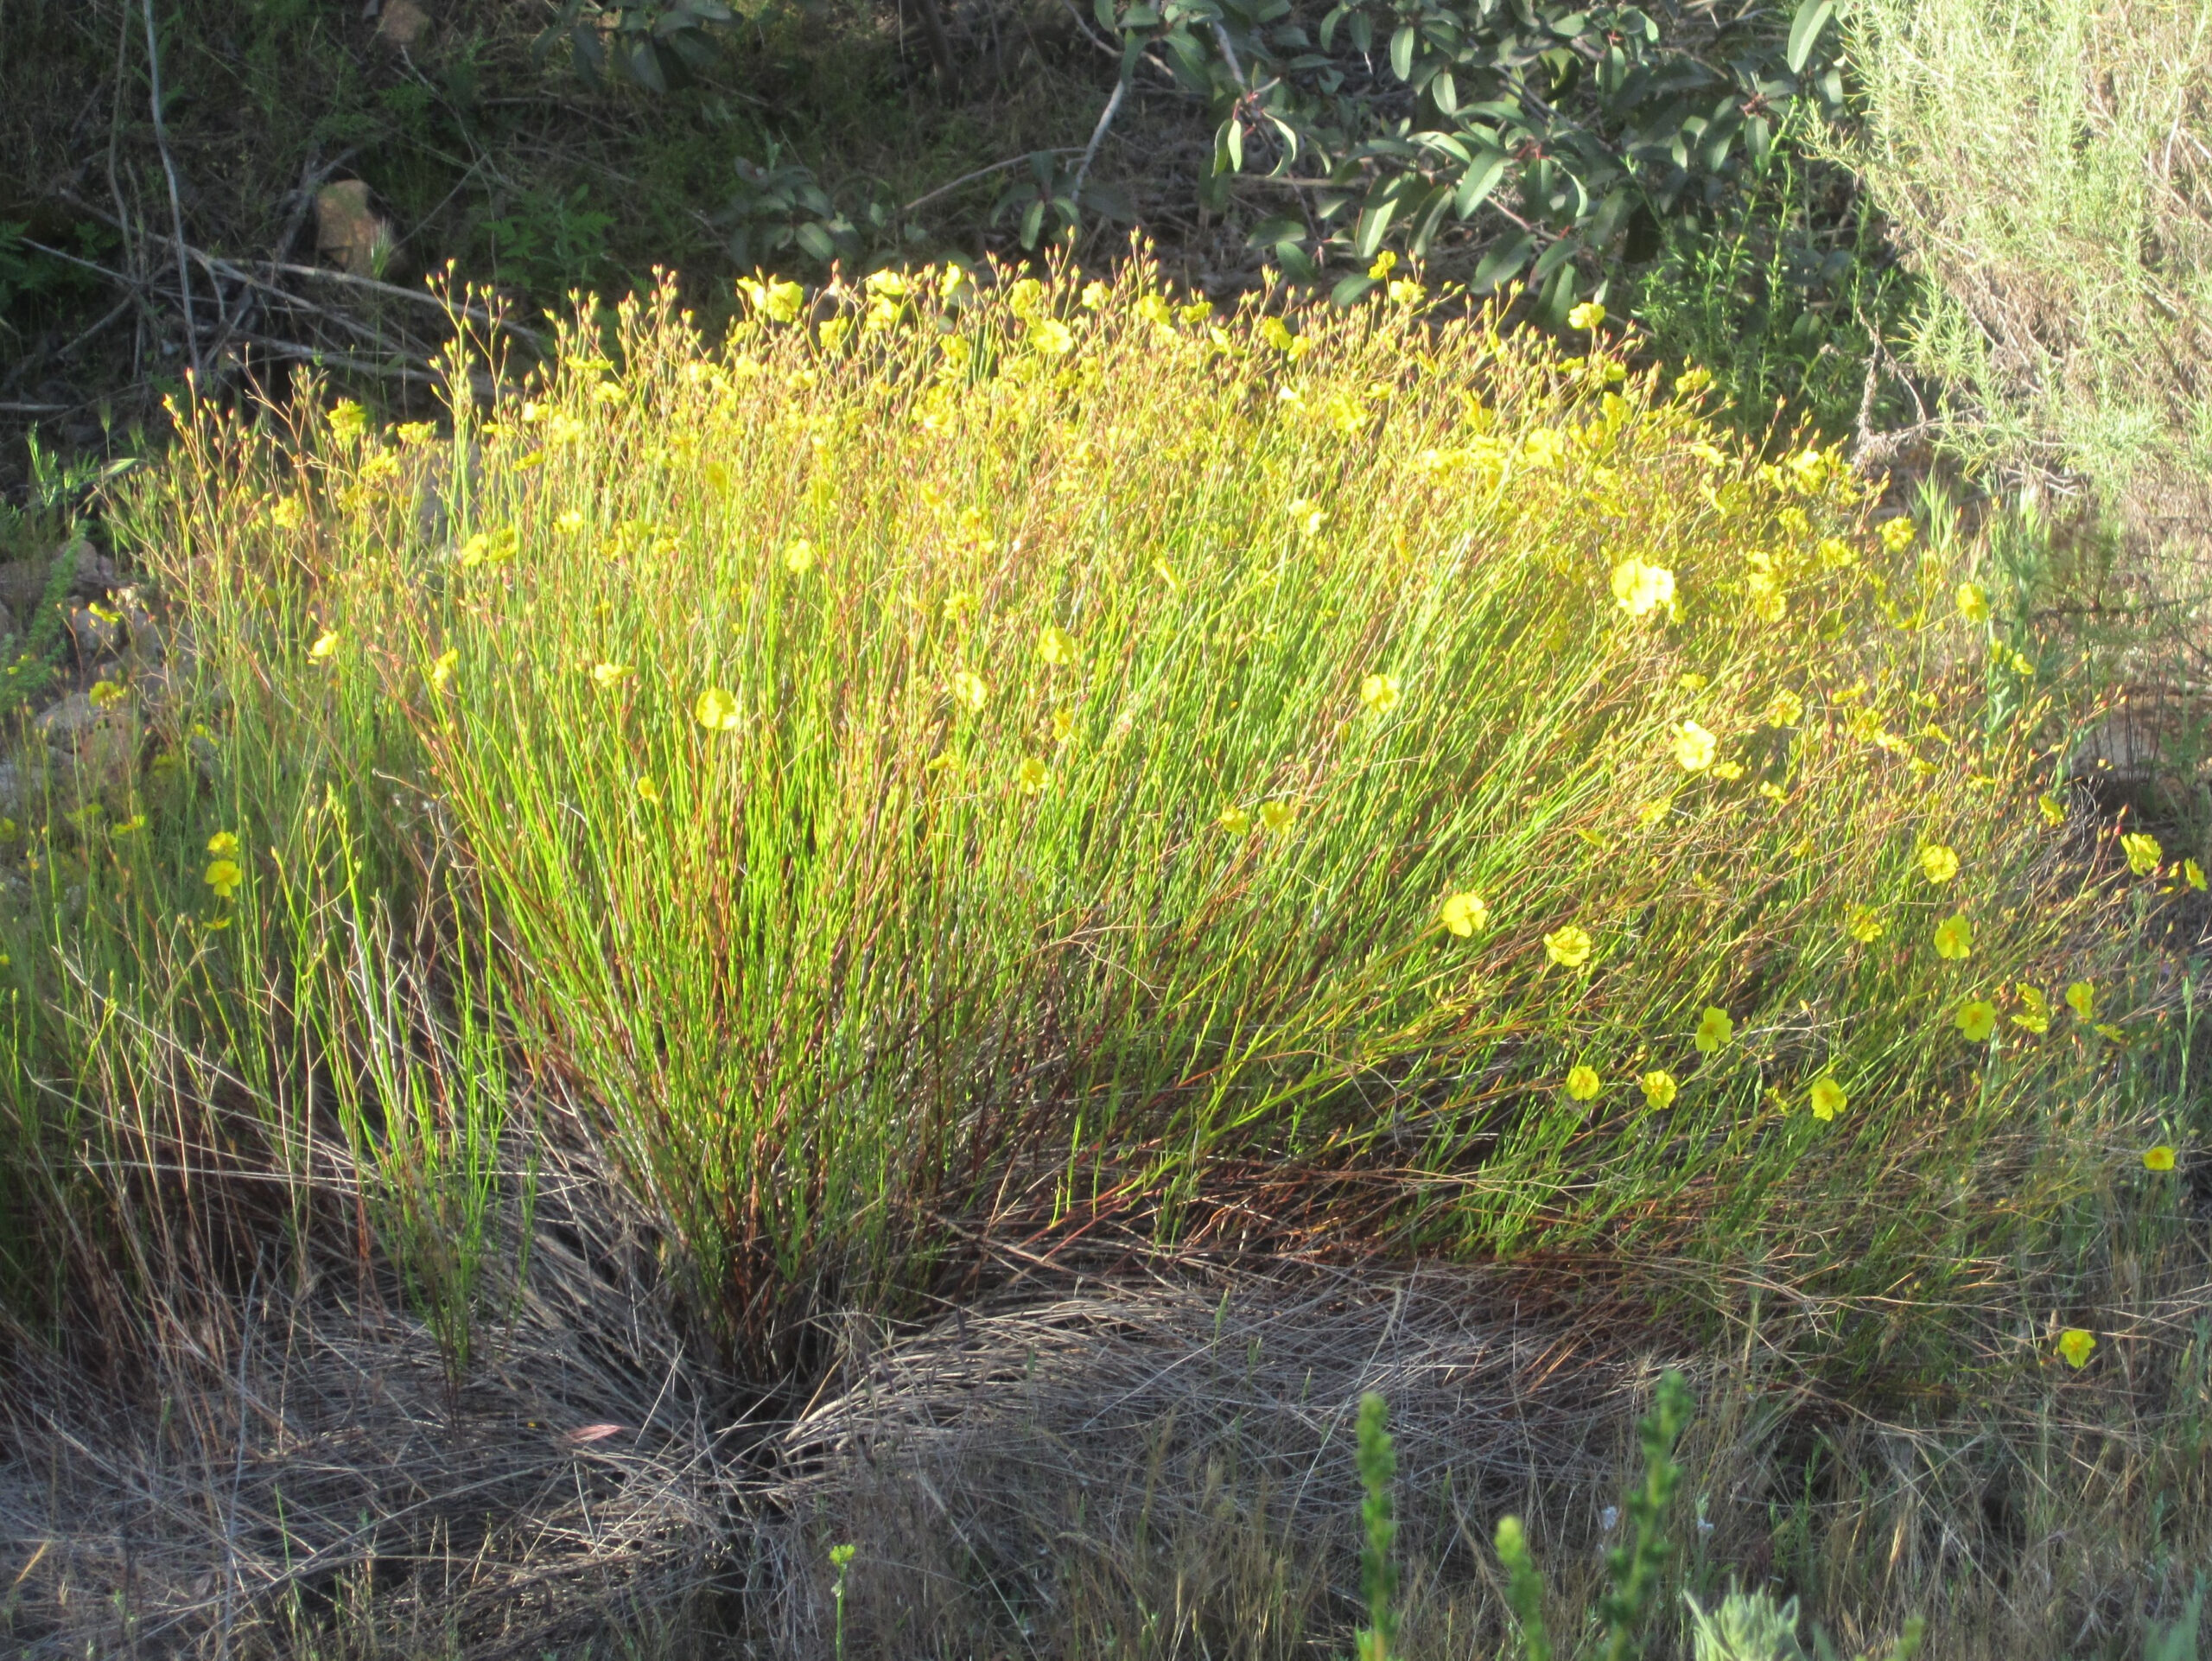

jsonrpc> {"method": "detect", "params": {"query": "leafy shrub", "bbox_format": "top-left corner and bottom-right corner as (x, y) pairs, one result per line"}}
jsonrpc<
(1842, 0), (2212, 569)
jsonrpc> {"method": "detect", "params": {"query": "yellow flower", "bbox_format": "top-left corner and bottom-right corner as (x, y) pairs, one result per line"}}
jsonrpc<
(1029, 317), (1075, 357)
(1808, 1076), (1847, 1120)
(207, 831), (241, 858)
(784, 538), (817, 575)
(203, 857), (244, 901)
(635, 774), (662, 805)
(308, 630), (340, 663)
(1711, 761), (1745, 781)
(1639, 1070), (1678, 1110)
(1956, 582), (1990, 623)
(1387, 278), (1426, 306)
(1543, 926), (1593, 968)
(1844, 905), (1885, 944)
(2056, 1327), (2095, 1369)
(2066, 980), (2095, 1020)
(1440, 892), (1489, 938)
(1081, 280), (1111, 310)
(1879, 517), (1916, 554)
(1361, 672), (1402, 713)
(1933, 913), (1974, 960)
(2094, 1021), (2130, 1045)
(1258, 801), (1296, 832)
(1920, 843), (1960, 885)
(1017, 756), (1052, 796)
(1765, 690), (1803, 728)
(694, 687), (742, 731)
(949, 671), (989, 714)
(1567, 300), (1606, 329)
(1610, 557), (1677, 619)
(2184, 857), (2207, 891)
(1671, 721), (1718, 772)
(592, 662), (633, 689)
(1565, 1064), (1603, 1101)
(1052, 708), (1075, 744)
(2121, 830), (2162, 876)
(1635, 798), (1672, 829)
(1218, 805), (1252, 834)
(1367, 251), (1398, 280)
(1955, 998), (1998, 1042)
(327, 400), (368, 442)
(2037, 792), (2066, 827)
(2144, 1144), (2177, 1173)
(1694, 1006), (1734, 1054)
(1037, 625), (1077, 666)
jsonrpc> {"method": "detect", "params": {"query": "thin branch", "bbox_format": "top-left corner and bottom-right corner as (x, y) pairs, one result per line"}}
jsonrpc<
(1072, 77), (1130, 213)
(141, 0), (200, 379)
(901, 150), (1084, 218)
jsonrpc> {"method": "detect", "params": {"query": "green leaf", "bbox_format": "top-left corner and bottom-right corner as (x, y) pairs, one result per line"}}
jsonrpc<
(1353, 192), (1399, 258)
(1471, 232), (1532, 292)
(1222, 117), (1245, 173)
(1786, 0), (1835, 75)
(1431, 69), (1458, 114)
(1452, 148), (1508, 218)
(1020, 197), (1047, 249)
(1331, 273), (1378, 307)
(1389, 23), (1415, 81)
(793, 220), (837, 262)
(1274, 238), (1320, 281)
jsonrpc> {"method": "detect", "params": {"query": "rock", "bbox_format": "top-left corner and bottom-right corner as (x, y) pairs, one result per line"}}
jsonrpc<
(2071, 691), (2212, 816)
(376, 0), (430, 47)
(66, 537), (119, 599)
(315, 181), (395, 279)
(65, 602), (123, 665)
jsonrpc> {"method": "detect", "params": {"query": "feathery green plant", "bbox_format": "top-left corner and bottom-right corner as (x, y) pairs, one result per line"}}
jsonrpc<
(1353, 1391), (1399, 1661)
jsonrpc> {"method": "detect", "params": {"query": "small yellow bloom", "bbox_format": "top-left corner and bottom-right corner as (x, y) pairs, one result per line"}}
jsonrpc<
(2066, 980), (2095, 1020)
(1711, 761), (1745, 781)
(694, 687), (742, 731)
(635, 774), (662, 805)
(1361, 672), (1402, 714)
(1765, 690), (1803, 728)
(1218, 805), (1252, 834)
(2144, 1144), (2177, 1173)
(1543, 926), (1593, 968)
(1564, 1064), (1602, 1101)
(1081, 280), (1111, 310)
(1933, 913), (1974, 960)
(1808, 1076), (1847, 1120)
(1567, 301), (1606, 330)
(1844, 905), (1885, 944)
(1635, 798), (1672, 829)
(1955, 998), (1998, 1042)
(1440, 892), (1489, 938)
(784, 538), (817, 575)
(2056, 1327), (2095, 1369)
(592, 662), (633, 689)
(207, 831), (241, 858)
(2094, 1021), (2130, 1045)
(1052, 708), (1075, 744)
(1956, 582), (1990, 623)
(2181, 856), (2206, 890)
(1920, 843), (1960, 884)
(949, 671), (989, 714)
(1017, 756), (1052, 796)
(1639, 1070), (1678, 1110)
(1259, 801), (1296, 832)
(1879, 517), (1916, 554)
(1694, 1006), (1734, 1054)
(2037, 792), (2066, 827)
(2121, 830), (2162, 876)
(1672, 721), (1718, 772)
(203, 858), (244, 901)
(1038, 626), (1077, 666)
(1367, 251), (1398, 280)
(308, 630), (340, 663)
(1610, 557), (1676, 619)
